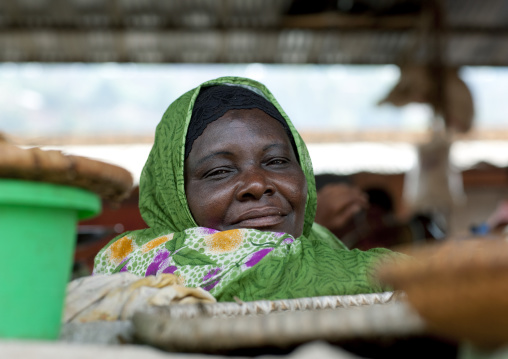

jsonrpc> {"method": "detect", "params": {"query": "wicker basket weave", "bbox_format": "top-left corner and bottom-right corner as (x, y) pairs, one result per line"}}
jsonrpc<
(377, 238), (508, 348)
(0, 140), (133, 201)
(132, 292), (426, 353)
(142, 291), (395, 319)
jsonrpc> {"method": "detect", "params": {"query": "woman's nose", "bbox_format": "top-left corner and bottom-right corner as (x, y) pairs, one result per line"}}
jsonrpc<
(236, 167), (274, 200)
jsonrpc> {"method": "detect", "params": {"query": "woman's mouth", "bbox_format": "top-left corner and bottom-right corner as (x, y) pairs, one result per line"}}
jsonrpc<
(233, 208), (287, 229)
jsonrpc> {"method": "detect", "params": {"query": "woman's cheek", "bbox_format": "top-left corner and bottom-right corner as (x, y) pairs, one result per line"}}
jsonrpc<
(199, 191), (229, 229)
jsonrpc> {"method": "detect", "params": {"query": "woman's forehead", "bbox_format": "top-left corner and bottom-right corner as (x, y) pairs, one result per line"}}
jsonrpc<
(187, 109), (292, 159)
(185, 84), (296, 161)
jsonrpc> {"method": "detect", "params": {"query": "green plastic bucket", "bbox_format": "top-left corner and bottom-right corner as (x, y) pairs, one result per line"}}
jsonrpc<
(0, 179), (101, 340)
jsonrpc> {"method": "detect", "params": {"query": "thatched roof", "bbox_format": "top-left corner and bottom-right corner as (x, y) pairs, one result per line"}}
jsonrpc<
(0, 0), (506, 65)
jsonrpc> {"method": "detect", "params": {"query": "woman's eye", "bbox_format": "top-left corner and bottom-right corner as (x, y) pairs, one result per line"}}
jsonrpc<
(205, 168), (230, 178)
(267, 158), (288, 166)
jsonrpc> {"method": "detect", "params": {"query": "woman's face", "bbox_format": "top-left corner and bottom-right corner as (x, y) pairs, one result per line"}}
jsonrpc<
(185, 108), (307, 238)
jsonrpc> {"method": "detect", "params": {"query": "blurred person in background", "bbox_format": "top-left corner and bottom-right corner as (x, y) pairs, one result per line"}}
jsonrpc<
(314, 174), (444, 250)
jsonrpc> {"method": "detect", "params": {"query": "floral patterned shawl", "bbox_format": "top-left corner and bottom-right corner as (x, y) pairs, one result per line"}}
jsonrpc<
(93, 76), (394, 302)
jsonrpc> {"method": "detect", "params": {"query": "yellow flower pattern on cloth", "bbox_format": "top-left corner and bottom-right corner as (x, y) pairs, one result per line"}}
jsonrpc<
(106, 236), (137, 266)
(204, 229), (243, 254)
(141, 234), (174, 254)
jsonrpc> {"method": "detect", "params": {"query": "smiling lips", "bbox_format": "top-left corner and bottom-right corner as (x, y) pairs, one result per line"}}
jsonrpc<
(233, 207), (287, 228)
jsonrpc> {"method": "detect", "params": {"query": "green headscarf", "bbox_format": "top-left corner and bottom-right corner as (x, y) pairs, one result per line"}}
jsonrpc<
(93, 76), (394, 301)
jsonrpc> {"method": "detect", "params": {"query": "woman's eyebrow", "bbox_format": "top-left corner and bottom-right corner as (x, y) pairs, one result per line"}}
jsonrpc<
(196, 151), (233, 166)
(262, 143), (287, 152)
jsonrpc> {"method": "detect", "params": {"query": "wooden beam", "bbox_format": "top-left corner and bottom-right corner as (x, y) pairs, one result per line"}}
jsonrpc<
(281, 12), (421, 30)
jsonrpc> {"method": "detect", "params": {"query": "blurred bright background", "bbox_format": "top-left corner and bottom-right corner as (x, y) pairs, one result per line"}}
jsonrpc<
(3, 63), (508, 138)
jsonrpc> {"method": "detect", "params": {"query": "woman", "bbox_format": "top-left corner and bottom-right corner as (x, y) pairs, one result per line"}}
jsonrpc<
(93, 76), (395, 302)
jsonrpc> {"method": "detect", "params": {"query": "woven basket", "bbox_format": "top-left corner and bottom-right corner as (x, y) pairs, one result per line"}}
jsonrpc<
(132, 292), (426, 353)
(377, 238), (508, 348)
(0, 140), (133, 201)
(142, 291), (395, 319)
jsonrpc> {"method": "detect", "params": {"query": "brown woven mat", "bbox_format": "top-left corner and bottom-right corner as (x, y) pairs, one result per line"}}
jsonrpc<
(0, 140), (133, 201)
